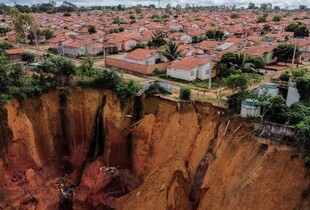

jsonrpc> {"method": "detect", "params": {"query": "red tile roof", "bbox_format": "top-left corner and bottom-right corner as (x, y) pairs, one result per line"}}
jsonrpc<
(169, 56), (211, 70)
(5, 48), (25, 55)
(125, 49), (157, 60)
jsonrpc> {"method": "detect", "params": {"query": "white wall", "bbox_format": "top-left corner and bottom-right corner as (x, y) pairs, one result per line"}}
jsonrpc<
(167, 62), (211, 81)
(167, 67), (196, 81)
(197, 63), (212, 80)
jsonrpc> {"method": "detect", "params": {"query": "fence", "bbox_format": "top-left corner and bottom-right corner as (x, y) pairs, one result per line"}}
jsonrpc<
(105, 57), (170, 74)
(142, 80), (173, 94)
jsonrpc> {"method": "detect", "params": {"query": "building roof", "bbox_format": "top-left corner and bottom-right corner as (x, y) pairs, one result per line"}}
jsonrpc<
(169, 56), (211, 71)
(125, 48), (158, 60)
(5, 48), (25, 55)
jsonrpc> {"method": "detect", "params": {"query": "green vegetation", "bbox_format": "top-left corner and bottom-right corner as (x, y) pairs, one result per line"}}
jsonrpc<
(257, 15), (267, 23)
(131, 43), (146, 51)
(109, 27), (125, 34)
(0, 41), (14, 54)
(162, 41), (182, 61)
(205, 29), (225, 41)
(63, 12), (71, 16)
(179, 88), (191, 100)
(87, 25), (97, 34)
(272, 15), (281, 22)
(274, 43), (300, 65)
(279, 67), (308, 82)
(217, 52), (265, 78)
(78, 68), (141, 110)
(285, 22), (309, 37)
(148, 30), (167, 49)
(21, 52), (35, 63)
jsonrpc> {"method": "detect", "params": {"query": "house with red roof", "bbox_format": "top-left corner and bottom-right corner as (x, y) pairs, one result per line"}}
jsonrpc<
(167, 56), (213, 81)
(124, 48), (167, 65)
(168, 32), (193, 44)
(62, 39), (103, 57)
(105, 48), (170, 74)
(5, 48), (25, 61)
(241, 43), (279, 64)
(6, 30), (16, 42)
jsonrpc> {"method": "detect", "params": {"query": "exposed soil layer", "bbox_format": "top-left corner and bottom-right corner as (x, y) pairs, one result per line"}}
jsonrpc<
(0, 89), (309, 210)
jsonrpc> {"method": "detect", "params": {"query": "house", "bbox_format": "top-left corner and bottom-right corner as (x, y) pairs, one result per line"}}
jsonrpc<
(108, 37), (139, 52)
(168, 32), (193, 44)
(167, 56), (213, 81)
(124, 48), (167, 65)
(196, 41), (221, 54)
(105, 48), (170, 74)
(6, 30), (16, 42)
(4, 48), (25, 61)
(63, 39), (103, 57)
(242, 43), (278, 64)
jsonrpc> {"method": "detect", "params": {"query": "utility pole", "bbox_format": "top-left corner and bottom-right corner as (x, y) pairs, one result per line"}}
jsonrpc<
(208, 50), (212, 89)
(292, 42), (297, 68)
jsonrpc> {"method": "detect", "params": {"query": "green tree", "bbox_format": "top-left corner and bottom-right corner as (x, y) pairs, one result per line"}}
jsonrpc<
(162, 41), (182, 61)
(287, 103), (310, 125)
(88, 25), (97, 34)
(175, 4), (182, 15)
(273, 15), (281, 22)
(257, 16), (267, 23)
(262, 95), (289, 123)
(42, 28), (55, 40)
(296, 77), (310, 103)
(263, 24), (271, 31)
(299, 5), (308, 10)
(230, 13), (240, 18)
(286, 22), (309, 37)
(63, 12), (71, 16)
(165, 4), (172, 14)
(224, 74), (250, 92)
(274, 43), (300, 65)
(180, 88), (191, 100)
(9, 7), (19, 17)
(134, 5), (142, 14)
(12, 12), (35, 44)
(149, 30), (167, 49)
(21, 52), (35, 63)
(205, 29), (225, 41)
(248, 3), (255, 9)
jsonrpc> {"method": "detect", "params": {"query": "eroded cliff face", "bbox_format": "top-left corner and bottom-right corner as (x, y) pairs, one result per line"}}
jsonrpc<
(114, 97), (310, 210)
(0, 89), (140, 210)
(0, 89), (309, 210)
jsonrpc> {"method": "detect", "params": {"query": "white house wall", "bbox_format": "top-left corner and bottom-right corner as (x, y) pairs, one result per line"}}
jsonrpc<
(167, 67), (195, 81)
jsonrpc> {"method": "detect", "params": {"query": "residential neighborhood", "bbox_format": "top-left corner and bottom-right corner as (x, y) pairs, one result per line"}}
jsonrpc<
(1, 3), (310, 82)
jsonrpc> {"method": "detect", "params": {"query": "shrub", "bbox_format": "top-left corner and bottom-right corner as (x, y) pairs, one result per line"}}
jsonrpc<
(304, 156), (310, 167)
(63, 12), (71, 16)
(21, 52), (35, 63)
(279, 71), (292, 81)
(180, 88), (191, 100)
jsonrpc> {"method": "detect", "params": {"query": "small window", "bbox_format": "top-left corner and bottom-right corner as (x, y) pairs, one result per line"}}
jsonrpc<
(206, 69), (210, 75)
(190, 71), (194, 76)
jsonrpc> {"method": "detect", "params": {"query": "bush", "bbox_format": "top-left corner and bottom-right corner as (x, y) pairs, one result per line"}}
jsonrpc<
(279, 71), (292, 81)
(296, 77), (310, 102)
(21, 52), (35, 63)
(180, 88), (191, 100)
(287, 103), (310, 125)
(224, 74), (250, 92)
(63, 12), (71, 16)
(304, 156), (310, 167)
